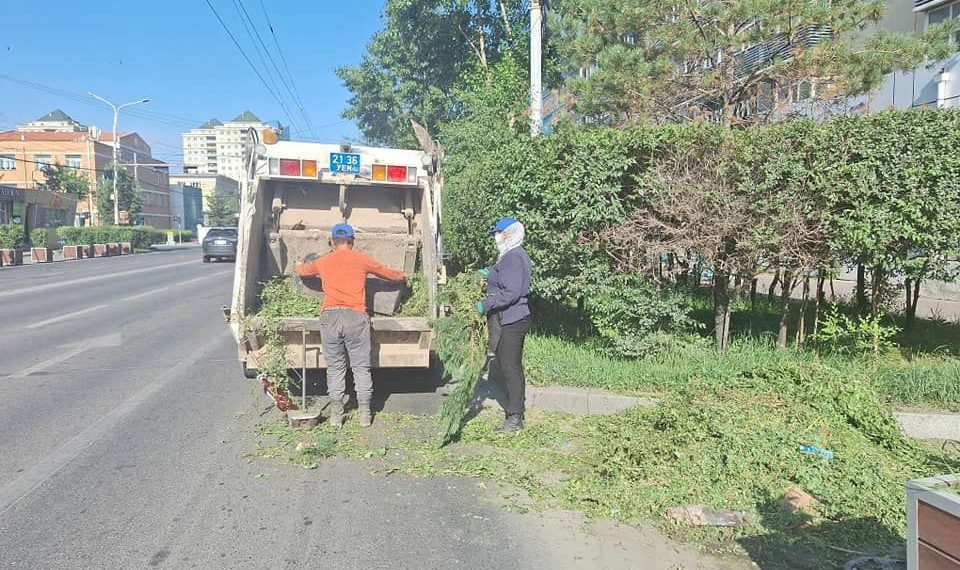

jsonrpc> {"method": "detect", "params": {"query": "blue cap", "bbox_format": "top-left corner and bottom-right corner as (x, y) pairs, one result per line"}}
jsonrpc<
(488, 217), (518, 235)
(331, 223), (355, 239)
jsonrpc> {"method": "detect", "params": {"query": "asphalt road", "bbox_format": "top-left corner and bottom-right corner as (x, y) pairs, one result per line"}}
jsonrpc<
(0, 246), (746, 570)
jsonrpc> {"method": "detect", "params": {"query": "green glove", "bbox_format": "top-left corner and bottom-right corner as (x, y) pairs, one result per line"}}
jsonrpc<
(476, 301), (486, 315)
(478, 268), (489, 278)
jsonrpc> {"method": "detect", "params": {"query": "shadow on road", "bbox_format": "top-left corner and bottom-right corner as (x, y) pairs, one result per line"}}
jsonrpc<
(736, 497), (904, 569)
(287, 357), (448, 415)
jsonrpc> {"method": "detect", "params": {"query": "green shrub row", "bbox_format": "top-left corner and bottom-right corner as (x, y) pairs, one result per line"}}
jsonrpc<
(56, 226), (169, 250)
(442, 108), (960, 354)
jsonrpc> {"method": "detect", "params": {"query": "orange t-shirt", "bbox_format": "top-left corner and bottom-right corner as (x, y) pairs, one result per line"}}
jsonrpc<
(296, 248), (404, 314)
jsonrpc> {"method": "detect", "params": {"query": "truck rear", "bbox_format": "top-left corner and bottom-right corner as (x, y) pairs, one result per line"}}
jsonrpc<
(228, 135), (442, 376)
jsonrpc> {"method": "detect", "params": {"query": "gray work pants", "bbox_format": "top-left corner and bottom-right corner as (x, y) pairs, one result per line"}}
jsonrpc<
(320, 308), (373, 407)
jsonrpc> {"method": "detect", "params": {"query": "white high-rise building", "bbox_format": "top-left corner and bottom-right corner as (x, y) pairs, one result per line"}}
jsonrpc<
(181, 111), (286, 182)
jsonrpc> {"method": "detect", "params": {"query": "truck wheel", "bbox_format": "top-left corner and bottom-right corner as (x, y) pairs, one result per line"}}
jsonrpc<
(202, 256), (210, 263)
(241, 361), (258, 379)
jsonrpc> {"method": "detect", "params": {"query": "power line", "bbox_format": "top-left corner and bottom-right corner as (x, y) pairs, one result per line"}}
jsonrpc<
(201, 0), (302, 135)
(229, 0), (318, 141)
(0, 74), (204, 130)
(257, 0), (318, 140)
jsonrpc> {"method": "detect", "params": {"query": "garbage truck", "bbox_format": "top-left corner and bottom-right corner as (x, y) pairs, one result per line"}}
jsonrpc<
(227, 127), (443, 378)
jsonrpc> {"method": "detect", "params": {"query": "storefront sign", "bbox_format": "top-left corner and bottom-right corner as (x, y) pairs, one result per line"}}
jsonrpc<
(0, 186), (24, 200)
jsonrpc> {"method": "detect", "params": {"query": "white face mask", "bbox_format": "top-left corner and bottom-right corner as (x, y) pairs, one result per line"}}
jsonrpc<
(494, 233), (508, 254)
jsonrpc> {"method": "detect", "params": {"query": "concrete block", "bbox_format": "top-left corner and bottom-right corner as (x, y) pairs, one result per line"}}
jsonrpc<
(528, 386), (591, 414)
(896, 411), (960, 441)
(586, 392), (644, 415)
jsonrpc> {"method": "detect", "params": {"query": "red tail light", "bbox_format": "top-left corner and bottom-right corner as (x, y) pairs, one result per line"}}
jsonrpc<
(387, 165), (407, 182)
(279, 159), (301, 176)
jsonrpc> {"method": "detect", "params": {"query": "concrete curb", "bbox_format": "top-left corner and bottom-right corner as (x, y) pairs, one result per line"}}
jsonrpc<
(894, 411), (960, 441)
(479, 384), (653, 416)
(479, 384), (960, 441)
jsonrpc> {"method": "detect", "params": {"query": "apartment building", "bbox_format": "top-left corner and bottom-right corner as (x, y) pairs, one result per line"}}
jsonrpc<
(0, 110), (171, 228)
(867, 0), (960, 110)
(181, 111), (287, 183)
(168, 172), (239, 213)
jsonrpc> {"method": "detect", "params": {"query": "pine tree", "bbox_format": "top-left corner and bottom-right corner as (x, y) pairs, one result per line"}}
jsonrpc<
(554, 0), (957, 126)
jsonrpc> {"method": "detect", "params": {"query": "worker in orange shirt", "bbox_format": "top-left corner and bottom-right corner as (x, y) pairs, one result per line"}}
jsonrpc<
(297, 223), (406, 428)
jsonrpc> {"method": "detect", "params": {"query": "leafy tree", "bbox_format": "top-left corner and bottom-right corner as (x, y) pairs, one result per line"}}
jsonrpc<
(337, 0), (527, 147)
(206, 193), (239, 227)
(42, 163), (90, 200)
(96, 167), (141, 224)
(553, 0), (957, 126)
(813, 110), (960, 321)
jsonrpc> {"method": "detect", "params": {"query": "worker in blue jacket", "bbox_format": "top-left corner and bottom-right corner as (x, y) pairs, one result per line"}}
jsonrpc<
(477, 217), (533, 433)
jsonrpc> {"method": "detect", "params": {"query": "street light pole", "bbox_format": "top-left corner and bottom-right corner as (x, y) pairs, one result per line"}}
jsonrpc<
(88, 93), (149, 225)
(530, 0), (543, 137)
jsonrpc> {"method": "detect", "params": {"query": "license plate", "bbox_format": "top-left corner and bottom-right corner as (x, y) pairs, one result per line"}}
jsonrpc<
(215, 239), (227, 245)
(329, 152), (361, 174)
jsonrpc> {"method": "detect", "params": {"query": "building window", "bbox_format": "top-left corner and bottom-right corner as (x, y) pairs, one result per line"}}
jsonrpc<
(0, 154), (14, 171)
(65, 154), (82, 169)
(34, 154), (52, 170)
(927, 1), (960, 44)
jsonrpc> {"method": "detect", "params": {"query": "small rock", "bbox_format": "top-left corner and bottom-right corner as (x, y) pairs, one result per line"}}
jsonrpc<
(780, 485), (821, 520)
(665, 505), (755, 527)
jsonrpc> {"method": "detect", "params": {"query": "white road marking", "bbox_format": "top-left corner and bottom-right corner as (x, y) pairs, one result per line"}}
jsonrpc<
(6, 333), (123, 379)
(0, 259), (197, 300)
(25, 304), (108, 330)
(10, 347), (87, 379)
(120, 270), (229, 301)
(0, 336), (226, 513)
(121, 286), (169, 301)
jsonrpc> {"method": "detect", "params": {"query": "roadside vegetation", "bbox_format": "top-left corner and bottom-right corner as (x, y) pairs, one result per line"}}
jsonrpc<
(277, 1), (960, 567)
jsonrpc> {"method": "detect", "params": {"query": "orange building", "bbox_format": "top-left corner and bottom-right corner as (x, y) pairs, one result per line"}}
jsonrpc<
(0, 110), (171, 228)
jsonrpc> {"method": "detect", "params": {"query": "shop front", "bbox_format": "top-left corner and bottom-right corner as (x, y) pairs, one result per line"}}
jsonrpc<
(0, 185), (78, 246)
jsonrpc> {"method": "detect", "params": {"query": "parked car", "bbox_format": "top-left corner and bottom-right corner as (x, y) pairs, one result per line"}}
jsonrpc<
(202, 227), (238, 262)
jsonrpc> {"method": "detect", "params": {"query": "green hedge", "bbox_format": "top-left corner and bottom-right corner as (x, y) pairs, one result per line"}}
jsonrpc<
(56, 226), (169, 250)
(0, 224), (25, 249)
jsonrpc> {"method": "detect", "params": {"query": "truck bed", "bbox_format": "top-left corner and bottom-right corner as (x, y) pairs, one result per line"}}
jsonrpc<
(243, 316), (432, 369)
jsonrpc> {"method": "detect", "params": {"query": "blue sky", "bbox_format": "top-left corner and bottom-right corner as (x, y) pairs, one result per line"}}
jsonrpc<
(0, 0), (384, 169)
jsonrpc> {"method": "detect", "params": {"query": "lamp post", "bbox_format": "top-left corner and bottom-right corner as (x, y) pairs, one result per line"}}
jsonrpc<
(88, 93), (149, 225)
(530, 0), (543, 136)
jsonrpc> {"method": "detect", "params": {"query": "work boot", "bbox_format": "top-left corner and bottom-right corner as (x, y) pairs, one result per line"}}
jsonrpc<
(328, 402), (344, 428)
(494, 414), (523, 433)
(357, 405), (373, 428)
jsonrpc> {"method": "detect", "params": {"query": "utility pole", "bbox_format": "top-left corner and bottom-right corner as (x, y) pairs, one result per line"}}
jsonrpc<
(530, 0), (543, 136)
(88, 93), (149, 225)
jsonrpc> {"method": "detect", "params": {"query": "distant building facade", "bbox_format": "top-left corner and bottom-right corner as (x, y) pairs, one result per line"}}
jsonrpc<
(168, 172), (239, 213)
(181, 111), (287, 182)
(0, 109), (171, 228)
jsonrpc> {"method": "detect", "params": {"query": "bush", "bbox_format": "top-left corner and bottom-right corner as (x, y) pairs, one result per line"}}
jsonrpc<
(0, 224), (25, 249)
(814, 306), (901, 356)
(30, 228), (48, 247)
(55, 226), (169, 249)
(584, 275), (702, 357)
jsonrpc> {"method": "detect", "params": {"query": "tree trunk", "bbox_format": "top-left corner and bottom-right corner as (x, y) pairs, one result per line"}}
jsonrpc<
(750, 278), (758, 312)
(905, 278), (921, 323)
(714, 269), (732, 352)
(777, 271), (795, 349)
(767, 269), (781, 304)
(870, 267), (884, 317)
(856, 264), (867, 312)
(912, 279), (921, 319)
(796, 276), (811, 348)
(812, 275), (825, 340)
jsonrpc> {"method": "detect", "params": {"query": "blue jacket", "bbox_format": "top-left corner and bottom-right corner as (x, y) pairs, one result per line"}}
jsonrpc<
(481, 247), (532, 325)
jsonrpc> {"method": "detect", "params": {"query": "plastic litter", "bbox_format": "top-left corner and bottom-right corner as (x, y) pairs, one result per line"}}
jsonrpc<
(799, 445), (835, 460)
